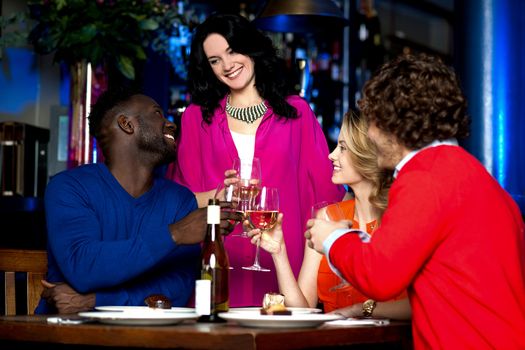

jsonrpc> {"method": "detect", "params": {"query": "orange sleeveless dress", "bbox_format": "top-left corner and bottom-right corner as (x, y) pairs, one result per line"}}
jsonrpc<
(317, 199), (405, 312)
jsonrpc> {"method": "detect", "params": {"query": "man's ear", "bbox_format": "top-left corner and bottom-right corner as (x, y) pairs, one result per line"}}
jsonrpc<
(117, 115), (134, 134)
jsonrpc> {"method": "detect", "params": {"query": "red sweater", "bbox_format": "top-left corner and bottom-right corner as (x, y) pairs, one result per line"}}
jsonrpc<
(329, 146), (525, 349)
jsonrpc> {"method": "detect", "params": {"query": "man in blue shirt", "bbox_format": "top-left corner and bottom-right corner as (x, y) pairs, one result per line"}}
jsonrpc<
(37, 88), (238, 314)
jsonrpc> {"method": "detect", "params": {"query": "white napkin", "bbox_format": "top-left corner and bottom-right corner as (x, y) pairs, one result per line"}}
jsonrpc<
(325, 318), (390, 326)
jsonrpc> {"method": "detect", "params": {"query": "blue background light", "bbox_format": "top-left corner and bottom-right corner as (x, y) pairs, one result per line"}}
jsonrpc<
(0, 48), (38, 115)
(459, 0), (525, 214)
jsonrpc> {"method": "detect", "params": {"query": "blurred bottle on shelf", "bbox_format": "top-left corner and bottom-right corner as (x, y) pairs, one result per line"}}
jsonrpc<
(355, 0), (385, 89)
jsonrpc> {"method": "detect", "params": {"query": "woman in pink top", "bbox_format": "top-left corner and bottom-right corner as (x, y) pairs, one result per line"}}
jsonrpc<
(166, 13), (344, 306)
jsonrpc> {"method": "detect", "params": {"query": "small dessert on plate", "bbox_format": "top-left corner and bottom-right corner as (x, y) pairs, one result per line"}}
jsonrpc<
(260, 304), (292, 315)
(260, 293), (292, 315)
(144, 294), (172, 309)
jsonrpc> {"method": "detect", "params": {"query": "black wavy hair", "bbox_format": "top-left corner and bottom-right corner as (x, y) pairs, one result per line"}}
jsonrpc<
(358, 53), (470, 149)
(188, 13), (297, 123)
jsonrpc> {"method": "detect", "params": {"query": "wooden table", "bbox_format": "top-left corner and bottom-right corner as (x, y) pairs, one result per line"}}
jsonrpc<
(0, 315), (412, 349)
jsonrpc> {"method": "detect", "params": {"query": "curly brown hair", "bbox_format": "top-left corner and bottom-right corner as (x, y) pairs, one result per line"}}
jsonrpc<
(358, 54), (470, 149)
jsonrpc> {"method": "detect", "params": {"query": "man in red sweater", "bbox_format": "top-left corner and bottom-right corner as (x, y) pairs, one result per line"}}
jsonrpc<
(307, 54), (525, 349)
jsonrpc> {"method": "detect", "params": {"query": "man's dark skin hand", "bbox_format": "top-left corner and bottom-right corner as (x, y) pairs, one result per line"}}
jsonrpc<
(170, 202), (242, 244)
(41, 280), (95, 314)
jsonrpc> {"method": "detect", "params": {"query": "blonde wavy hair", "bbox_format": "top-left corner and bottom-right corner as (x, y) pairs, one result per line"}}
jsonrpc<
(340, 111), (393, 218)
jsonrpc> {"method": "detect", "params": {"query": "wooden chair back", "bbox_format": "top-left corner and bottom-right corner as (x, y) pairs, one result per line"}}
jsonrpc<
(0, 249), (48, 315)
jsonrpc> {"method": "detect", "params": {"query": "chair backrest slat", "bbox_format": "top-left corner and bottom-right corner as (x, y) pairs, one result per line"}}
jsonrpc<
(27, 271), (47, 314)
(5, 271), (16, 315)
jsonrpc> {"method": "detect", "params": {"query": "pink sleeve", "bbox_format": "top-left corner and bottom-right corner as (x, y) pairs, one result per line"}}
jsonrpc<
(167, 105), (204, 192)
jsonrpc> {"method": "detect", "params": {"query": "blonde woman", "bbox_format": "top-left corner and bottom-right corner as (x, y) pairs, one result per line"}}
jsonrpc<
(248, 112), (410, 319)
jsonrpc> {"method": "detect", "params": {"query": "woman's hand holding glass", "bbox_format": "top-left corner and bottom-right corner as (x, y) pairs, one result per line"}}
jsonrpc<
(246, 212), (284, 255)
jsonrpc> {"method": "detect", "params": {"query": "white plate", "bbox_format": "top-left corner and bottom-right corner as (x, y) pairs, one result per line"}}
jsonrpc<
(95, 306), (195, 313)
(78, 311), (198, 326)
(218, 312), (343, 328)
(229, 307), (322, 314)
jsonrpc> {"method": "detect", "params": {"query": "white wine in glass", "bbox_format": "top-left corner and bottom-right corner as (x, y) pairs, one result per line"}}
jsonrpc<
(243, 186), (279, 272)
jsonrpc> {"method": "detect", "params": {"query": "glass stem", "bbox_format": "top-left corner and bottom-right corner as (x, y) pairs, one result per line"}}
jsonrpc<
(253, 237), (263, 268)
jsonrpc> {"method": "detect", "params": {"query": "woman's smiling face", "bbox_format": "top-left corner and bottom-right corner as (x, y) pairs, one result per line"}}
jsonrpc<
(203, 33), (256, 93)
(329, 135), (364, 187)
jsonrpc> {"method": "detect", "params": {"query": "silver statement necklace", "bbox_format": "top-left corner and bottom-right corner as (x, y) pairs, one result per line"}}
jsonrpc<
(225, 95), (268, 124)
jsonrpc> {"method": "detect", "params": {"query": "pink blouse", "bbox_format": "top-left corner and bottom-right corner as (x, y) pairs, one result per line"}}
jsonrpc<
(167, 95), (344, 306)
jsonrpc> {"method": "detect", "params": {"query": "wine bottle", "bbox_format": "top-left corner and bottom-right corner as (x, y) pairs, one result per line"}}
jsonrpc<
(196, 198), (230, 322)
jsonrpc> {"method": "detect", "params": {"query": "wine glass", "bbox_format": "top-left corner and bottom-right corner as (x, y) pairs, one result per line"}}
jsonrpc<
(215, 182), (243, 229)
(242, 186), (279, 272)
(231, 157), (261, 237)
(311, 201), (350, 291)
(214, 182), (237, 208)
